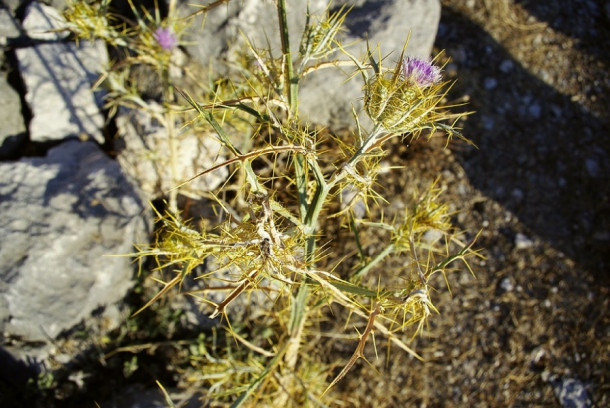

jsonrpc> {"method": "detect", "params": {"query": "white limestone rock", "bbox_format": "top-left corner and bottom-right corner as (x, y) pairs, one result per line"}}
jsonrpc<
(0, 8), (21, 43)
(115, 102), (228, 201)
(21, 2), (68, 41)
(176, 0), (328, 74)
(0, 75), (27, 158)
(297, 0), (442, 129)
(176, 0), (441, 130)
(0, 140), (150, 355)
(16, 2), (107, 144)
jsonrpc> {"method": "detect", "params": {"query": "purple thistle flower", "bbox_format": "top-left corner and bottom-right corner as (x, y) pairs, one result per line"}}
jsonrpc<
(402, 57), (442, 87)
(154, 26), (177, 51)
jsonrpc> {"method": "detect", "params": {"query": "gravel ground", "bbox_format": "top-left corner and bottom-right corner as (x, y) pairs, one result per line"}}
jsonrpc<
(337, 1), (609, 406)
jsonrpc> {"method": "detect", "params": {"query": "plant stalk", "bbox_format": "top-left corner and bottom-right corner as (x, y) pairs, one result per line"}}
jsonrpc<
(275, 1), (312, 398)
(276, 0), (298, 114)
(352, 242), (395, 279)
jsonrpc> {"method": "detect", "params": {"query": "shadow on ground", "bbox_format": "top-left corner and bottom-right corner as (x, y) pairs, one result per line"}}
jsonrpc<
(436, 7), (610, 281)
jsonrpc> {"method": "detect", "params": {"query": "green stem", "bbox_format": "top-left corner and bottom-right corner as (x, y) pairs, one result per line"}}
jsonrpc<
(277, 0), (307, 226)
(276, 0), (298, 114)
(275, 1), (310, 395)
(300, 125), (390, 238)
(166, 110), (178, 214)
(352, 242), (395, 279)
(303, 160), (329, 262)
(162, 65), (179, 213)
(294, 153), (308, 222)
(347, 124), (386, 167)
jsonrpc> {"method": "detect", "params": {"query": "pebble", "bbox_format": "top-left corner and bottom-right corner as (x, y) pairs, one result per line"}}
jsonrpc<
(422, 228), (444, 244)
(481, 115), (495, 130)
(590, 229), (609, 242)
(515, 233), (534, 249)
(550, 104), (563, 118)
(550, 377), (592, 408)
(584, 158), (600, 178)
(528, 103), (542, 118)
(484, 77), (498, 90)
(499, 60), (514, 73)
(511, 188), (524, 202)
(499, 277), (515, 292)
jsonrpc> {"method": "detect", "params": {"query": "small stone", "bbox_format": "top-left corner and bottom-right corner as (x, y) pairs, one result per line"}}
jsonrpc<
(499, 277), (515, 292)
(499, 60), (514, 73)
(422, 228), (444, 245)
(529, 347), (547, 367)
(484, 77), (498, 90)
(584, 158), (600, 178)
(511, 188), (524, 202)
(481, 115), (495, 130)
(515, 233), (534, 249)
(550, 377), (592, 408)
(550, 104), (562, 118)
(528, 103), (542, 118)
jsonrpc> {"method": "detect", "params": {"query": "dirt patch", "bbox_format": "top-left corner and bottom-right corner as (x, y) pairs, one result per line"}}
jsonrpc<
(333, 1), (609, 406)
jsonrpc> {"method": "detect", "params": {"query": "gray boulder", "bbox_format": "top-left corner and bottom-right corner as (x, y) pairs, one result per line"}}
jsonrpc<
(2, 1), (67, 14)
(115, 102), (228, 201)
(176, 0), (441, 130)
(176, 0), (328, 74)
(298, 0), (442, 129)
(16, 2), (107, 144)
(0, 8), (21, 43)
(0, 140), (150, 365)
(0, 75), (27, 158)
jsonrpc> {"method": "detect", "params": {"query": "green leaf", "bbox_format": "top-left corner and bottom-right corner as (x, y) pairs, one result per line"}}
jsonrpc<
(175, 87), (242, 156)
(289, 284), (310, 336)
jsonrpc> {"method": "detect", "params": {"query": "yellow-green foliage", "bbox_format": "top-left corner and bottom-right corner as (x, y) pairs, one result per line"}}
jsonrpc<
(64, 1), (481, 406)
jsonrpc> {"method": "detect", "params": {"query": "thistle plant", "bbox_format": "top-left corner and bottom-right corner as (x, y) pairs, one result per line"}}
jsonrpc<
(64, 0), (188, 211)
(66, 1), (480, 406)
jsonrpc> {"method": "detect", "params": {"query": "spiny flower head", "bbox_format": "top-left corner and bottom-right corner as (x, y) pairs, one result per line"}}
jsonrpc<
(154, 26), (177, 51)
(401, 56), (442, 87)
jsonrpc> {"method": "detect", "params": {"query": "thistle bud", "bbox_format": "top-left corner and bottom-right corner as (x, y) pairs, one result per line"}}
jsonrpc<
(154, 26), (177, 51)
(363, 56), (444, 134)
(401, 57), (442, 87)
